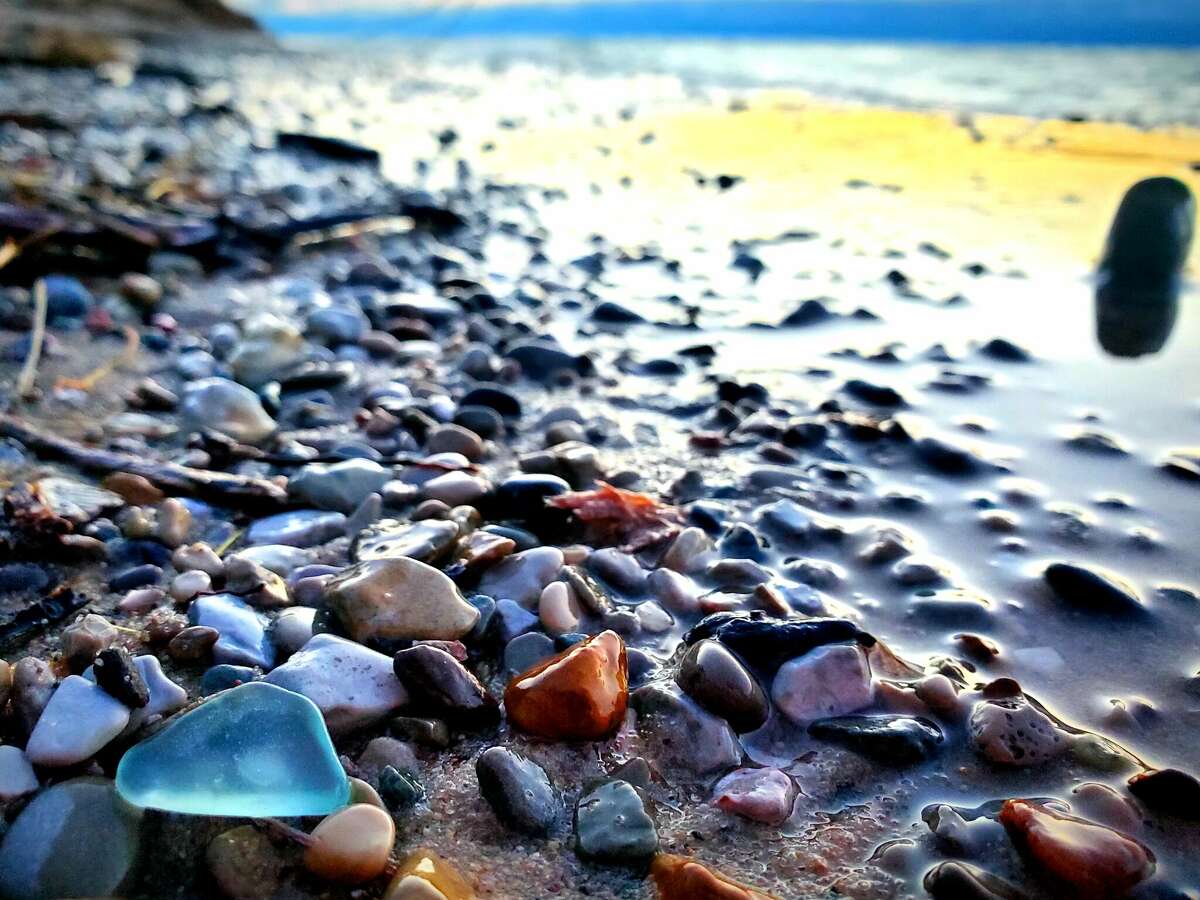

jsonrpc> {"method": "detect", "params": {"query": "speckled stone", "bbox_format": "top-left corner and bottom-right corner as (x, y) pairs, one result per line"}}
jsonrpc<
(771, 643), (874, 725)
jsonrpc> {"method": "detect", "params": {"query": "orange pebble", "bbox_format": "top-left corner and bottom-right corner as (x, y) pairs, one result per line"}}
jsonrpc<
(384, 848), (474, 899)
(504, 630), (627, 740)
(303, 804), (395, 885)
(650, 853), (777, 900)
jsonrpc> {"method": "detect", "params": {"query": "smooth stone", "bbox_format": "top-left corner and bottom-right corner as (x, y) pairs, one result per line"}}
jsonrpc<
(201, 664), (260, 696)
(503, 632), (556, 678)
(11, 658), (55, 734)
(230, 544), (312, 576)
(393, 645), (499, 728)
(1127, 768), (1200, 819)
(421, 471), (489, 507)
(999, 799), (1155, 896)
(505, 630), (627, 741)
(923, 861), (1028, 900)
(1044, 562), (1144, 614)
(491, 473), (570, 522)
(304, 803), (396, 885)
(771, 644), (874, 725)
(426, 423), (485, 460)
(245, 510), (347, 548)
(188, 593), (275, 669)
(109, 563), (163, 592)
(265, 633), (408, 733)
(969, 696), (1067, 767)
(460, 385), (521, 418)
(26, 675), (130, 766)
(384, 849), (475, 899)
(290, 459), (390, 513)
(0, 745), (38, 801)
(711, 767), (796, 825)
(659, 526), (715, 574)
(478, 547), (564, 607)
(539, 580), (580, 635)
(354, 518), (459, 563)
(271, 606), (317, 655)
(228, 315), (305, 388)
(325, 557), (479, 642)
(808, 714), (944, 764)
(207, 825), (286, 900)
(43, 274), (92, 320)
(307, 305), (367, 345)
(180, 377), (276, 443)
(651, 854), (776, 900)
(116, 682), (349, 816)
(676, 639), (768, 733)
(0, 777), (143, 900)
(630, 682), (742, 776)
(492, 597), (539, 642)
(476, 746), (560, 836)
(685, 612), (871, 674)
(647, 567), (702, 615)
(128, 654), (188, 725)
(574, 779), (658, 862)
(61, 613), (119, 671)
(588, 547), (648, 594)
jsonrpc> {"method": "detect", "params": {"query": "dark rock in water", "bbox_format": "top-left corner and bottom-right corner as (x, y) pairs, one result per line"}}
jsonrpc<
(907, 589), (993, 627)
(843, 379), (905, 407)
(808, 714), (944, 765)
(379, 765), (425, 809)
(781, 419), (828, 449)
(492, 598), (539, 643)
(1096, 177), (1194, 358)
(460, 385), (522, 418)
(390, 716), (450, 749)
(923, 861), (1027, 900)
(676, 639), (768, 733)
(92, 647), (149, 708)
(574, 779), (658, 862)
(277, 132), (381, 166)
(482, 523), (540, 552)
(592, 300), (644, 324)
(1061, 427), (1130, 456)
(505, 341), (586, 381)
(915, 436), (983, 474)
(780, 298), (834, 327)
(626, 647), (659, 688)
(476, 746), (560, 836)
(684, 611), (873, 674)
(393, 645), (499, 729)
(0, 562), (51, 594)
(731, 249), (765, 281)
(1159, 450), (1200, 484)
(980, 338), (1031, 362)
(1128, 768), (1200, 820)
(490, 473), (571, 523)
(1044, 562), (1144, 614)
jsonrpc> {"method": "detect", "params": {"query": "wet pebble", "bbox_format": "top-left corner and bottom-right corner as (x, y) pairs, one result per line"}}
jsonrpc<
(290, 458), (390, 512)
(478, 546), (564, 606)
(206, 825), (286, 900)
(1127, 768), (1200, 820)
(26, 675), (130, 766)
(92, 646), (150, 708)
(325, 557), (479, 642)
(384, 849), (474, 899)
(711, 767), (797, 825)
(1043, 562), (1144, 615)
(771, 643), (874, 725)
(188, 593), (274, 668)
(180, 377), (276, 443)
(676, 639), (768, 733)
(651, 854), (774, 900)
(631, 682), (742, 775)
(922, 861), (1027, 900)
(393, 644), (499, 728)
(476, 746), (560, 835)
(808, 714), (944, 764)
(245, 510), (347, 548)
(968, 695), (1067, 767)
(574, 778), (658, 862)
(61, 613), (119, 671)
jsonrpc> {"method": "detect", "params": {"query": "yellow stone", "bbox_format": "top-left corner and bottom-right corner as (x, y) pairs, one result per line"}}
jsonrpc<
(384, 849), (474, 900)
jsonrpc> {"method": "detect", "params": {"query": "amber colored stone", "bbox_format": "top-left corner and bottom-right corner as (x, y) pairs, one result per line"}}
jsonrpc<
(504, 630), (627, 741)
(303, 803), (395, 885)
(999, 799), (1155, 897)
(650, 854), (777, 900)
(384, 848), (474, 899)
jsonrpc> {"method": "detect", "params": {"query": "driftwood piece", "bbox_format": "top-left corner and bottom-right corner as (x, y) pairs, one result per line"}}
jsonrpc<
(0, 415), (289, 510)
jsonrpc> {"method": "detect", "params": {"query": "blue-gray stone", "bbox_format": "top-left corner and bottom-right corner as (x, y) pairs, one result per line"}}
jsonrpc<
(244, 510), (347, 548)
(188, 593), (274, 669)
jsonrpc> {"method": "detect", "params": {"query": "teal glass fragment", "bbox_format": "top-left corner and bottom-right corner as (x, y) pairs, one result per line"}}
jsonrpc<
(115, 681), (349, 817)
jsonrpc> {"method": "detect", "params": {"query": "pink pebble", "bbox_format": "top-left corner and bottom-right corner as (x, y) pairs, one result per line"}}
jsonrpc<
(712, 767), (797, 825)
(118, 587), (165, 614)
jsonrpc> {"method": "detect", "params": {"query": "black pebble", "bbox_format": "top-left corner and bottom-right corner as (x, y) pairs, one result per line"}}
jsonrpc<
(93, 647), (150, 708)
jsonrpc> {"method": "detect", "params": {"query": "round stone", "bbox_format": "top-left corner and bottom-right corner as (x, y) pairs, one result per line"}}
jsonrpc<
(304, 803), (396, 885)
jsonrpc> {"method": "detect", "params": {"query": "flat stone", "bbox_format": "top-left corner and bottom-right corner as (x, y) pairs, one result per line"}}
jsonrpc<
(264, 633), (408, 733)
(0, 777), (143, 900)
(711, 767), (796, 825)
(968, 696), (1067, 767)
(180, 377), (276, 444)
(478, 546), (564, 606)
(245, 510), (347, 548)
(289, 459), (390, 512)
(325, 557), (479, 642)
(630, 682), (742, 776)
(26, 675), (130, 766)
(771, 643), (874, 725)
(574, 779), (658, 862)
(808, 714), (944, 765)
(476, 746), (560, 836)
(206, 825), (286, 900)
(229, 544), (313, 576)
(353, 518), (459, 564)
(188, 593), (275, 669)
(393, 645), (499, 728)
(116, 682), (349, 816)
(505, 630), (627, 741)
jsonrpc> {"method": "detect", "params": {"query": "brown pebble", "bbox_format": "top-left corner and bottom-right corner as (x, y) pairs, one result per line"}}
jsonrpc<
(144, 608), (188, 643)
(168, 625), (219, 661)
(651, 854), (777, 899)
(385, 848), (474, 899)
(103, 472), (165, 505)
(303, 803), (395, 885)
(207, 824), (286, 900)
(0, 659), (12, 709)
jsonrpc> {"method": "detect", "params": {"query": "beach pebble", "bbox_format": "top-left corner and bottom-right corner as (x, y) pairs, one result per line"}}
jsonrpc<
(1043, 562), (1144, 614)
(1127, 768), (1200, 820)
(290, 458), (390, 512)
(635, 601), (673, 633)
(167, 625), (219, 661)
(12, 658), (55, 733)
(771, 644), (874, 725)
(676, 639), (768, 733)
(91, 647), (149, 708)
(354, 518), (459, 563)
(476, 746), (560, 835)
(808, 714), (944, 765)
(659, 526), (715, 573)
(265, 634), (407, 733)
(325, 557), (479, 642)
(26, 675), (130, 766)
(393, 645), (498, 728)
(245, 510), (347, 548)
(647, 567), (702, 614)
(384, 849), (475, 899)
(491, 597), (539, 642)
(574, 779), (658, 862)
(170, 569), (211, 602)
(968, 696), (1067, 766)
(505, 630), (627, 740)
(61, 613), (119, 671)
(188, 593), (274, 669)
(478, 546), (564, 606)
(421, 471), (489, 507)
(711, 767), (796, 825)
(180, 377), (276, 443)
(426, 423), (485, 460)
(206, 825), (286, 900)
(0, 745), (38, 801)
(271, 606), (317, 655)
(304, 803), (396, 885)
(922, 861), (1028, 900)
(631, 682), (743, 776)
(588, 547), (648, 594)
(651, 854), (774, 900)
(0, 659), (10, 710)
(999, 799), (1155, 896)
(230, 544), (312, 576)
(503, 632), (556, 678)
(538, 580), (580, 634)
(156, 498), (191, 547)
(224, 556), (291, 608)
(0, 777), (144, 900)
(172, 542), (225, 578)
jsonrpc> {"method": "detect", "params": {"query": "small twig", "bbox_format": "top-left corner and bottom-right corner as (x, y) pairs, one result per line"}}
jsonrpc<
(16, 279), (47, 400)
(253, 817), (314, 847)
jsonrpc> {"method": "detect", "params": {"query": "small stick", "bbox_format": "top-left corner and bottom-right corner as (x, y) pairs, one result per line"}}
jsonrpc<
(16, 279), (47, 400)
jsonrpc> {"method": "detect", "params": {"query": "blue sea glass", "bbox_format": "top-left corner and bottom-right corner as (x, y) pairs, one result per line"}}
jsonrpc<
(115, 681), (349, 817)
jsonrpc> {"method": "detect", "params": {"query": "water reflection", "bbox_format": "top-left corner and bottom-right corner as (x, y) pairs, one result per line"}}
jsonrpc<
(1095, 177), (1194, 358)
